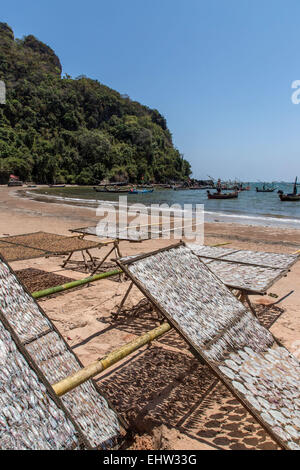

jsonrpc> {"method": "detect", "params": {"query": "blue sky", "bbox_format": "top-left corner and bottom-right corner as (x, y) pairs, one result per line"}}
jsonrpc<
(2, 0), (300, 181)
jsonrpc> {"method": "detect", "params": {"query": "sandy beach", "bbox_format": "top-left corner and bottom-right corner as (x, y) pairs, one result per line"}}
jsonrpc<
(1, 185), (300, 450)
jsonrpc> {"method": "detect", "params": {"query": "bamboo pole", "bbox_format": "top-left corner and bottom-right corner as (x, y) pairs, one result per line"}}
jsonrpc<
(52, 322), (171, 396)
(210, 242), (231, 247)
(32, 269), (122, 299)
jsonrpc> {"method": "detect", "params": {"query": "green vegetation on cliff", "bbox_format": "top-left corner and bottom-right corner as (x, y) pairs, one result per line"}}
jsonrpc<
(0, 23), (191, 184)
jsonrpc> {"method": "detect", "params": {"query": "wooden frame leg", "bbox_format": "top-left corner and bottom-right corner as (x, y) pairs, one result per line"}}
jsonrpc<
(115, 240), (123, 258)
(112, 282), (134, 319)
(244, 294), (257, 317)
(82, 250), (88, 271)
(62, 251), (74, 268)
(114, 241), (124, 282)
(233, 290), (257, 317)
(90, 245), (115, 275)
(86, 249), (96, 266)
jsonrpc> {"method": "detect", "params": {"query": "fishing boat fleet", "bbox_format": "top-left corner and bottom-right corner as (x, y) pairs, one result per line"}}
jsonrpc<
(92, 177), (300, 201)
(93, 185), (154, 194)
(8, 173), (299, 202)
(205, 177), (299, 201)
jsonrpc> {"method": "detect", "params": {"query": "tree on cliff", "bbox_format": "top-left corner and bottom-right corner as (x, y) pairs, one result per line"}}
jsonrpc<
(0, 23), (191, 184)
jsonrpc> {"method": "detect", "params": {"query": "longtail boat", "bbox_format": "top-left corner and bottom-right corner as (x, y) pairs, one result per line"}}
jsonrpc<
(8, 180), (23, 186)
(207, 190), (238, 199)
(256, 186), (275, 193)
(93, 186), (129, 193)
(279, 193), (300, 201)
(278, 177), (300, 201)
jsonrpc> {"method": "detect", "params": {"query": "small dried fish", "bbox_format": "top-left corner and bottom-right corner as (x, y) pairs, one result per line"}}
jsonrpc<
(125, 245), (300, 450)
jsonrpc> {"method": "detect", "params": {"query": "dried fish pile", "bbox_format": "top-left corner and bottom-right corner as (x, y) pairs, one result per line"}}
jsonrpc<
(187, 243), (299, 270)
(205, 260), (286, 294)
(15, 268), (75, 294)
(73, 225), (153, 241)
(0, 241), (45, 262)
(0, 241), (18, 249)
(2, 232), (62, 247)
(26, 333), (120, 449)
(218, 250), (298, 270)
(0, 258), (122, 449)
(0, 263), (52, 343)
(0, 318), (81, 449)
(186, 243), (238, 259)
(95, 225), (150, 241)
(1, 232), (99, 254)
(122, 245), (300, 450)
(216, 343), (300, 449)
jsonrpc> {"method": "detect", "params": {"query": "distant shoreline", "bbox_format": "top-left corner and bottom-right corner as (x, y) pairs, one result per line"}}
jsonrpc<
(21, 185), (300, 231)
(0, 186), (299, 254)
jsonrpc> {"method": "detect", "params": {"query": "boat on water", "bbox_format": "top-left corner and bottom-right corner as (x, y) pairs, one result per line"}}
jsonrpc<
(188, 185), (212, 190)
(97, 181), (129, 187)
(8, 180), (23, 187)
(278, 177), (300, 201)
(207, 190), (238, 199)
(256, 188), (275, 193)
(7, 174), (23, 186)
(93, 186), (129, 193)
(173, 186), (190, 191)
(256, 184), (275, 193)
(48, 184), (66, 188)
(128, 188), (154, 194)
(279, 193), (300, 201)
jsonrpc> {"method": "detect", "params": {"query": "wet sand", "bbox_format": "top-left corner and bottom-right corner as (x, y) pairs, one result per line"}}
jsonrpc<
(1, 185), (299, 450)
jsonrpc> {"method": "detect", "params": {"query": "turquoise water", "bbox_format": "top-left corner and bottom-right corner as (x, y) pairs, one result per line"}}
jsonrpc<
(31, 182), (300, 229)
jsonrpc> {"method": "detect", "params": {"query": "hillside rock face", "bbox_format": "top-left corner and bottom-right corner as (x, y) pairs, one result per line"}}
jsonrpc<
(0, 23), (61, 80)
(0, 23), (14, 42)
(23, 35), (62, 74)
(0, 24), (191, 184)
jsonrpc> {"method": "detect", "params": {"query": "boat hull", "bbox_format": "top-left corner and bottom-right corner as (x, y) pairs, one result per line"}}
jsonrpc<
(128, 189), (154, 194)
(207, 191), (238, 200)
(279, 194), (300, 201)
(256, 189), (275, 192)
(8, 181), (23, 186)
(93, 187), (129, 193)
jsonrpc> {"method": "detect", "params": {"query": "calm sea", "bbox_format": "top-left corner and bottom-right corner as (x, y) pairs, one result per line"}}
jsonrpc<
(32, 182), (300, 229)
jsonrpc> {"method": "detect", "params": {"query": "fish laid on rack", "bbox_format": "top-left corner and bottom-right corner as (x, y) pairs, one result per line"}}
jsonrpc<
(0, 256), (123, 449)
(118, 244), (300, 450)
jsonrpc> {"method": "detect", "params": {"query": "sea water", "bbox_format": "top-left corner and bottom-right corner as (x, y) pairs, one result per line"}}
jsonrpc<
(31, 182), (300, 230)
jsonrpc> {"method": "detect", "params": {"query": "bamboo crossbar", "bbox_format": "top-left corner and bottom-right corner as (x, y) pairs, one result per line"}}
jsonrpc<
(210, 242), (231, 247)
(52, 322), (171, 396)
(32, 269), (122, 299)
